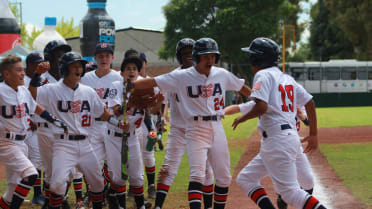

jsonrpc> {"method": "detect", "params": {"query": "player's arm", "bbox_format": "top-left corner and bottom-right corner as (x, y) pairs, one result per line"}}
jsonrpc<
(28, 62), (50, 99)
(133, 78), (157, 90)
(302, 99), (318, 153)
(100, 107), (129, 132)
(224, 105), (240, 115)
(232, 98), (267, 130)
(238, 84), (251, 97)
(34, 104), (67, 132)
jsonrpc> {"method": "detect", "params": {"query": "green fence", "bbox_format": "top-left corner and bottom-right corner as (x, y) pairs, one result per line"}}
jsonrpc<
(313, 93), (372, 107)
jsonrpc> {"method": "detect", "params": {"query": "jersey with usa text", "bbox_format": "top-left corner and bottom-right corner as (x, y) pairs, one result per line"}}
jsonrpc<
(164, 67), (187, 128)
(107, 80), (145, 145)
(250, 66), (312, 131)
(81, 70), (122, 108)
(36, 80), (105, 135)
(0, 82), (37, 134)
(155, 66), (244, 120)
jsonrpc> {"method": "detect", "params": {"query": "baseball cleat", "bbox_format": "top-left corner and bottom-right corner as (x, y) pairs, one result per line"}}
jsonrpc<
(32, 195), (46, 205)
(148, 184), (156, 199)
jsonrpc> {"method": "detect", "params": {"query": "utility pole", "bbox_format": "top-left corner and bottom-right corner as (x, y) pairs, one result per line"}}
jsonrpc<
(282, 24), (296, 72)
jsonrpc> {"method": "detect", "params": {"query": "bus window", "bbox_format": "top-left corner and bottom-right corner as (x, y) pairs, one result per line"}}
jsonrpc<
(308, 67), (321, 80)
(342, 68), (357, 80)
(290, 68), (306, 80)
(368, 68), (372, 80)
(322, 67), (340, 80)
(357, 68), (367, 80)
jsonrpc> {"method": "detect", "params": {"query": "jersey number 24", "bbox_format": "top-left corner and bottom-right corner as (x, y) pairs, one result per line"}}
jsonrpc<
(279, 84), (294, 112)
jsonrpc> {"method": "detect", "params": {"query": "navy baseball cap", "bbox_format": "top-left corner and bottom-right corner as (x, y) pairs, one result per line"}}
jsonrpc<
(139, 51), (147, 63)
(95, 43), (114, 55)
(26, 52), (44, 64)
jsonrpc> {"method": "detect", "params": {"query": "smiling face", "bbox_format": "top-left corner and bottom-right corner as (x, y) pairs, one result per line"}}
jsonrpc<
(94, 51), (114, 70)
(180, 47), (193, 68)
(121, 63), (139, 82)
(65, 61), (84, 84)
(3, 61), (25, 88)
(197, 53), (216, 71)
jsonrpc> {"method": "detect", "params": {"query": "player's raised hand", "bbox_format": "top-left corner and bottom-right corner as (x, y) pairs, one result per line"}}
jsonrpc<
(36, 61), (50, 74)
(119, 121), (130, 132)
(302, 135), (318, 154)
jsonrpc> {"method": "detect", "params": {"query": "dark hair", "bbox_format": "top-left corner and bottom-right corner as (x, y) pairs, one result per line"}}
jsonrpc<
(0, 55), (22, 73)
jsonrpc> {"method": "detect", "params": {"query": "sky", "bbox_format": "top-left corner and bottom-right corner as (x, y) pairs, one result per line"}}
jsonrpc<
(12, 0), (317, 43)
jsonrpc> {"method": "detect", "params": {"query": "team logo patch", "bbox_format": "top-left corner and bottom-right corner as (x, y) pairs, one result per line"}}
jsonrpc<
(253, 82), (262, 90)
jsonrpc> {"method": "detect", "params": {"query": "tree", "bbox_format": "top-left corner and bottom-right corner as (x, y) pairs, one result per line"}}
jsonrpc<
(324, 0), (372, 60)
(309, 0), (354, 61)
(159, 0), (305, 81)
(56, 17), (80, 38)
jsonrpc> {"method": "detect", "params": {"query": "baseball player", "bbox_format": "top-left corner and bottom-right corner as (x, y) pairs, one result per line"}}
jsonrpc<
(105, 55), (163, 209)
(24, 52), (47, 206)
(154, 38), (214, 209)
(29, 51), (128, 209)
(81, 42), (122, 207)
(133, 38), (251, 209)
(123, 50), (158, 200)
(30, 40), (84, 209)
(232, 37), (326, 209)
(0, 55), (66, 209)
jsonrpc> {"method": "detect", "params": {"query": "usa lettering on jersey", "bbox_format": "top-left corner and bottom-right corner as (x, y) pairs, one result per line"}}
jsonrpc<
(1, 103), (30, 119)
(187, 83), (222, 98)
(95, 88), (111, 100)
(57, 100), (91, 113)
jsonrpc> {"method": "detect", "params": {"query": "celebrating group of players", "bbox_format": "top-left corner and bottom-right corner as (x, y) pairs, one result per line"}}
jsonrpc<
(0, 36), (328, 209)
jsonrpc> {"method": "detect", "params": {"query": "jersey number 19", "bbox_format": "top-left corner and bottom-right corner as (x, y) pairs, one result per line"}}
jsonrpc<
(279, 84), (294, 112)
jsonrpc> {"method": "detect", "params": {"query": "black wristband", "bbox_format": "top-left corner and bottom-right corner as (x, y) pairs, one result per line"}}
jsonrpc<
(302, 118), (309, 126)
(30, 73), (42, 87)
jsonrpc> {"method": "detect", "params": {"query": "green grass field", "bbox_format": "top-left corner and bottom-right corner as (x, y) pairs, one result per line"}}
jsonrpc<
(2, 106), (372, 208)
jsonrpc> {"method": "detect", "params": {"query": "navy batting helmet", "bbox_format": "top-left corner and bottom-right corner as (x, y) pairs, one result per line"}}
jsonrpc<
(59, 52), (87, 77)
(43, 40), (71, 62)
(241, 37), (280, 68)
(176, 38), (195, 65)
(192, 38), (220, 64)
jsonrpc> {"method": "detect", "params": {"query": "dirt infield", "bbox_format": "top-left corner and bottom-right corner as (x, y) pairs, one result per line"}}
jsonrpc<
(226, 126), (371, 209)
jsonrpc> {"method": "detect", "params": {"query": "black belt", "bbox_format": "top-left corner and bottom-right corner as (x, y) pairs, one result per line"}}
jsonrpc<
(107, 130), (131, 137)
(59, 135), (86, 140)
(37, 122), (49, 128)
(95, 117), (103, 121)
(193, 116), (219, 121)
(5, 133), (26, 140)
(262, 124), (292, 138)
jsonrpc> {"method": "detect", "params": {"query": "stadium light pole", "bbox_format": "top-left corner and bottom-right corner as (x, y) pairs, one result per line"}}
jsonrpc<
(282, 24), (296, 72)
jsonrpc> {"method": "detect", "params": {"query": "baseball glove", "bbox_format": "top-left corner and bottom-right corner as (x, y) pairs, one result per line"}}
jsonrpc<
(128, 88), (156, 109)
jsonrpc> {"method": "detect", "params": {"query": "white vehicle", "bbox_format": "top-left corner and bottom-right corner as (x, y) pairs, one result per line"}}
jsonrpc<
(284, 60), (372, 93)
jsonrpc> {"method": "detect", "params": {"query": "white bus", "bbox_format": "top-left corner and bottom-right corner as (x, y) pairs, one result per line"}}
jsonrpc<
(284, 60), (372, 94)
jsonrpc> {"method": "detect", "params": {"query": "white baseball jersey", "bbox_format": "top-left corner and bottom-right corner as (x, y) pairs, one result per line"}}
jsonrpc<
(0, 83), (37, 135)
(163, 67), (188, 128)
(250, 66), (312, 131)
(155, 66), (245, 120)
(107, 81), (145, 146)
(24, 75), (31, 88)
(81, 70), (122, 108)
(40, 71), (58, 84)
(36, 80), (105, 136)
(238, 101), (256, 115)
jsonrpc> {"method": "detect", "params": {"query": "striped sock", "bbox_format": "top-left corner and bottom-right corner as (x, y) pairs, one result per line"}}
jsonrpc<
(112, 184), (127, 208)
(10, 174), (37, 209)
(0, 196), (10, 209)
(188, 181), (203, 209)
(43, 183), (50, 208)
(49, 193), (63, 209)
(202, 184), (213, 209)
(155, 183), (170, 208)
(145, 166), (156, 186)
(303, 196), (326, 209)
(90, 191), (104, 208)
(214, 185), (228, 209)
(33, 169), (42, 196)
(132, 186), (145, 209)
(73, 178), (83, 202)
(249, 187), (275, 209)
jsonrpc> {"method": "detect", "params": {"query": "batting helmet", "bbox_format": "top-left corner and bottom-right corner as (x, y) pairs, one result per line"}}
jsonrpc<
(241, 37), (280, 68)
(59, 52), (87, 77)
(192, 38), (220, 64)
(43, 40), (72, 62)
(176, 38), (195, 65)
